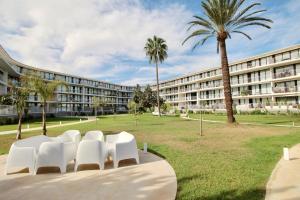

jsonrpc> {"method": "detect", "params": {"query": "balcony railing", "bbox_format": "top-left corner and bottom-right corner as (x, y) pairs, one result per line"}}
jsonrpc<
(185, 96), (197, 101)
(274, 70), (295, 79)
(273, 87), (297, 93)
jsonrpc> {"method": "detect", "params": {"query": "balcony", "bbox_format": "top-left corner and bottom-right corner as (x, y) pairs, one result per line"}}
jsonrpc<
(274, 70), (294, 79)
(273, 87), (297, 93)
(185, 96), (197, 101)
(240, 90), (252, 96)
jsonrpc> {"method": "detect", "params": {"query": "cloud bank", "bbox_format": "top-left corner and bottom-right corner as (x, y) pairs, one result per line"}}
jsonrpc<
(0, 0), (299, 85)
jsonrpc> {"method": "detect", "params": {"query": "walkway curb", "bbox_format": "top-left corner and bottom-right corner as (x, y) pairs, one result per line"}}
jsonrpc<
(0, 119), (96, 135)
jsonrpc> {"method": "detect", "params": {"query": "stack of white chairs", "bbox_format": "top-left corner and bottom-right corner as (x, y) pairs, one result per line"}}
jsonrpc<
(5, 130), (81, 175)
(35, 130), (81, 175)
(75, 131), (107, 171)
(5, 135), (51, 175)
(106, 131), (139, 168)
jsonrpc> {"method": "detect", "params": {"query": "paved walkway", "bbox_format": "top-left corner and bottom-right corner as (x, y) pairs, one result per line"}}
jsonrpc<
(0, 118), (96, 135)
(266, 144), (300, 200)
(182, 116), (300, 128)
(0, 151), (177, 200)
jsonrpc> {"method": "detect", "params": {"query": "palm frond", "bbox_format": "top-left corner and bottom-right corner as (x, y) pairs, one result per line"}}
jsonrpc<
(182, 30), (211, 45)
(232, 30), (252, 40)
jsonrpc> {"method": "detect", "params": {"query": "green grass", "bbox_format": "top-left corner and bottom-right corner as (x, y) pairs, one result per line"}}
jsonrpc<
(0, 114), (300, 199)
(189, 113), (299, 126)
(0, 117), (87, 132)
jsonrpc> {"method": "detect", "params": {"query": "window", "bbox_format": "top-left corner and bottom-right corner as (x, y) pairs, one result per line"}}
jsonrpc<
(275, 54), (282, 62)
(291, 50), (300, 59)
(282, 52), (291, 60)
(261, 58), (267, 65)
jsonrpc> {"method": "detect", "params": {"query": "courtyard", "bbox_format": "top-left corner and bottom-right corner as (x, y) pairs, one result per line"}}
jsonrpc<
(1, 114), (300, 199)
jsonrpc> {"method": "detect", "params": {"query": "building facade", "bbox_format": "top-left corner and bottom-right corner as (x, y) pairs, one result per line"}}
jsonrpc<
(0, 46), (134, 116)
(155, 45), (300, 111)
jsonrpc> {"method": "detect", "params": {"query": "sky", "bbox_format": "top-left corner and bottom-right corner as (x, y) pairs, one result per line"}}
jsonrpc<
(0, 0), (299, 86)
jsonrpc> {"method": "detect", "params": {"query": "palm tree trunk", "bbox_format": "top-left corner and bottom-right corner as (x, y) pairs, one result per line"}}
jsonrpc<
(219, 39), (236, 123)
(42, 102), (47, 135)
(16, 113), (22, 140)
(155, 61), (161, 116)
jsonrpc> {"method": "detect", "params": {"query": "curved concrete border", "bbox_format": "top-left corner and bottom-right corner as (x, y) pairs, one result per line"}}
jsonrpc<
(0, 151), (177, 200)
(265, 144), (300, 200)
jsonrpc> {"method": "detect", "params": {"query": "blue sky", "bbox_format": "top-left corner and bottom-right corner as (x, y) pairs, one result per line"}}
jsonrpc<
(0, 0), (299, 86)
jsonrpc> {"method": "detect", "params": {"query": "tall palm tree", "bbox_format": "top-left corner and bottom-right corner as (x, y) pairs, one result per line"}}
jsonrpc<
(182, 0), (272, 123)
(9, 78), (30, 140)
(144, 35), (168, 116)
(27, 74), (66, 135)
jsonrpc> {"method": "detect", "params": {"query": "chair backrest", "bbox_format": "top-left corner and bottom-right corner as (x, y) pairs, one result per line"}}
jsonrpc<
(118, 131), (134, 143)
(14, 135), (51, 152)
(63, 130), (81, 145)
(83, 131), (104, 141)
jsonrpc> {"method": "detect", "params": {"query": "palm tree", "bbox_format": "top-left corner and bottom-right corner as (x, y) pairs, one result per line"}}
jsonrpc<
(27, 74), (66, 135)
(182, 0), (272, 123)
(144, 35), (168, 116)
(9, 78), (30, 140)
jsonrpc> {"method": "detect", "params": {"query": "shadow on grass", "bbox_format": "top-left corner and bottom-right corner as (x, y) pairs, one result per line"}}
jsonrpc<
(147, 148), (166, 159)
(264, 120), (292, 125)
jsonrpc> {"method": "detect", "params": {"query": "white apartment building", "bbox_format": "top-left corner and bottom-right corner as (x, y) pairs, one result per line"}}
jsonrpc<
(155, 45), (300, 111)
(0, 46), (134, 116)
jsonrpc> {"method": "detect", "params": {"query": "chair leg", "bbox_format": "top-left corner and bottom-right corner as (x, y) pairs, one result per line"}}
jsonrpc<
(4, 166), (8, 175)
(33, 168), (38, 175)
(60, 166), (66, 174)
(29, 166), (35, 175)
(113, 160), (119, 168)
(74, 164), (78, 172)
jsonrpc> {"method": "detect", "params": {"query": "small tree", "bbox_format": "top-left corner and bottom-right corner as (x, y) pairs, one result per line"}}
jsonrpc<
(27, 74), (66, 135)
(161, 102), (171, 113)
(128, 100), (140, 126)
(9, 78), (30, 139)
(92, 97), (107, 124)
(133, 84), (144, 112)
(141, 85), (157, 112)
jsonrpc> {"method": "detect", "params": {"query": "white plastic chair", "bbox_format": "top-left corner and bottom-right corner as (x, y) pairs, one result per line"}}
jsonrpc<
(59, 130), (81, 162)
(34, 142), (66, 174)
(5, 135), (51, 175)
(75, 140), (107, 171)
(106, 131), (139, 168)
(83, 131), (104, 141)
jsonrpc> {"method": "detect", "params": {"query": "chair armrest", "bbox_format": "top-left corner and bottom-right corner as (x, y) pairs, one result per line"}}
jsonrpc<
(63, 142), (77, 162)
(7, 145), (36, 163)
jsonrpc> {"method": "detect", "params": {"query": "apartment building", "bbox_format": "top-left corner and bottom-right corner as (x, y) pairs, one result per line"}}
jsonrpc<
(0, 46), (134, 115)
(155, 45), (300, 111)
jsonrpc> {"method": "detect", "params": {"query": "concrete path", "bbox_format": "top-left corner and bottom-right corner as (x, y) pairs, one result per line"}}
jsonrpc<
(0, 118), (96, 135)
(266, 144), (300, 200)
(0, 151), (177, 200)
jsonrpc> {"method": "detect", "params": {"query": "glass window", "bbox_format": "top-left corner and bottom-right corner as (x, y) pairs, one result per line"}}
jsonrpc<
(275, 54), (282, 62)
(291, 50), (299, 59)
(282, 52), (291, 60)
(261, 58), (267, 65)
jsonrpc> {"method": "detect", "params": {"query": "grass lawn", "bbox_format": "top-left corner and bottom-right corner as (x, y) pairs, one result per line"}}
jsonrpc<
(189, 113), (299, 126)
(1, 114), (300, 199)
(0, 117), (88, 132)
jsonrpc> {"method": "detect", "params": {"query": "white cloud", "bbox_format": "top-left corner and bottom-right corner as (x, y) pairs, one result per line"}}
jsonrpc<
(0, 0), (192, 82)
(0, 0), (299, 86)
